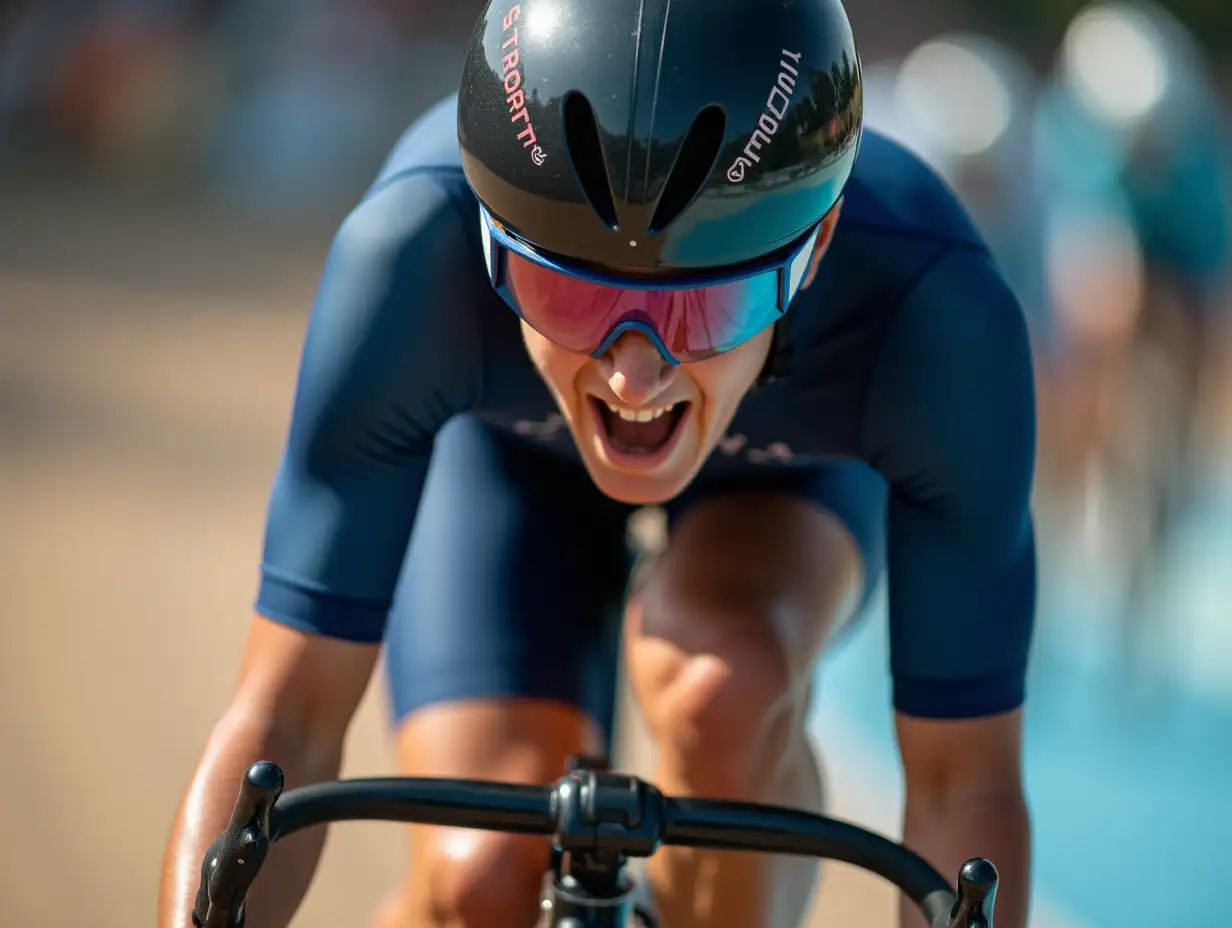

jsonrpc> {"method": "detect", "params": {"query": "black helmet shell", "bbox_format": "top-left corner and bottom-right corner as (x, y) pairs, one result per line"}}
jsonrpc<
(458, 0), (862, 274)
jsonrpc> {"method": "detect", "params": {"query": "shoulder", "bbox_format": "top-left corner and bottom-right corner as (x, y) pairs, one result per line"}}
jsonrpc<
(294, 102), (489, 460)
(798, 131), (991, 326)
(332, 93), (476, 276)
(862, 245), (1035, 541)
(325, 92), (487, 326)
(325, 92), (483, 336)
(838, 129), (986, 246)
(873, 244), (1034, 396)
(789, 130), (995, 360)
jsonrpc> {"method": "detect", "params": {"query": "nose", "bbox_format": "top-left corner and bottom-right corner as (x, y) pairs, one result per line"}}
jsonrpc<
(595, 330), (675, 406)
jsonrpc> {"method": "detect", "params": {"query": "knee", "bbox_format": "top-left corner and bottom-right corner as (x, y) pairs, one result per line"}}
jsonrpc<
(627, 597), (797, 791)
(418, 830), (548, 928)
(627, 497), (860, 794)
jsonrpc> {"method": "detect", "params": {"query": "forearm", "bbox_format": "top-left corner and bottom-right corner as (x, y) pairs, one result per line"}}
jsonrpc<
(158, 705), (344, 928)
(899, 787), (1031, 928)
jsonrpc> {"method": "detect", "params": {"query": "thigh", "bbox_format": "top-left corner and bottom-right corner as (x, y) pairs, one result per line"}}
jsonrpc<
(665, 458), (887, 617)
(384, 414), (634, 744)
(624, 458), (885, 773)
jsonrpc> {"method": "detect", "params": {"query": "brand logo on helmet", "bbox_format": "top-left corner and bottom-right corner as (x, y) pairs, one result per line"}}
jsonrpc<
(726, 51), (802, 184)
(500, 5), (543, 163)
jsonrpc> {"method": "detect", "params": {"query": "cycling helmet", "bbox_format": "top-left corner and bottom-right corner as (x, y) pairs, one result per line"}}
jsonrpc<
(457, 0), (863, 276)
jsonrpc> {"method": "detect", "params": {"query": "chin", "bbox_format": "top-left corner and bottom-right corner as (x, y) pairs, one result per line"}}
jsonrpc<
(571, 427), (702, 504)
(584, 467), (694, 506)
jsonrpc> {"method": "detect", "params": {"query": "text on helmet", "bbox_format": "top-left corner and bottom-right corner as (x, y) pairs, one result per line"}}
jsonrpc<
(726, 51), (803, 184)
(500, 6), (541, 156)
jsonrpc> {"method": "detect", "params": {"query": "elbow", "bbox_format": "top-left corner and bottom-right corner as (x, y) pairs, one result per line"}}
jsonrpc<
(906, 761), (1028, 812)
(897, 708), (1028, 802)
(904, 761), (1029, 835)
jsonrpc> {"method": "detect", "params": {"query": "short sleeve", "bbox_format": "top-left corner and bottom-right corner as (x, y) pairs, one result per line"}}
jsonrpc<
(861, 245), (1038, 719)
(256, 171), (484, 642)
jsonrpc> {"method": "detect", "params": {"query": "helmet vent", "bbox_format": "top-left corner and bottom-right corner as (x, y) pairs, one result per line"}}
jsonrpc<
(563, 91), (620, 231)
(648, 105), (727, 235)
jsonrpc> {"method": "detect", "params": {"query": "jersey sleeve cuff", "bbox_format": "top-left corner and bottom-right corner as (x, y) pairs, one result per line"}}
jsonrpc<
(892, 668), (1026, 720)
(255, 569), (389, 644)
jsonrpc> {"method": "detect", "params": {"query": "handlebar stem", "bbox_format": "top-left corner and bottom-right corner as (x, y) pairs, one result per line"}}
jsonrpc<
(553, 767), (664, 860)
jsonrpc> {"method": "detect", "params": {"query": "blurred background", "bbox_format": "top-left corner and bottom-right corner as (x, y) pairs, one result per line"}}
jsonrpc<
(2, 0), (1230, 925)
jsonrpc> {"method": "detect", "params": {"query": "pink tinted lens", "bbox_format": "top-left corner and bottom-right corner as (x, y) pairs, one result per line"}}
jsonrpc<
(504, 253), (781, 362)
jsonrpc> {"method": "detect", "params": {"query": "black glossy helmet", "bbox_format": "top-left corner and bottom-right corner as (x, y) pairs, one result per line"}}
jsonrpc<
(458, 0), (862, 276)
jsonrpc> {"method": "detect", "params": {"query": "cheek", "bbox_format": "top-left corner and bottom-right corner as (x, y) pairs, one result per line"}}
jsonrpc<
(691, 329), (771, 410)
(521, 323), (590, 397)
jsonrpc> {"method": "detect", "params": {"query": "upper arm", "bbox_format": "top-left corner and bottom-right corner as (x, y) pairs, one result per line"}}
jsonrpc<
(256, 171), (483, 645)
(862, 246), (1037, 726)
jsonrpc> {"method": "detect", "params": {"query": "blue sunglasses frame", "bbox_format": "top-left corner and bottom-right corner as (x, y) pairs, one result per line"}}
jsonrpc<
(478, 207), (822, 365)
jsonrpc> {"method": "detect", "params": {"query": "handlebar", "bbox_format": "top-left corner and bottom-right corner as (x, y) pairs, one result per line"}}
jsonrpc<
(193, 760), (997, 928)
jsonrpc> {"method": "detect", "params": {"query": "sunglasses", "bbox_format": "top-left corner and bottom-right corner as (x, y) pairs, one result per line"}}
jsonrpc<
(479, 206), (821, 365)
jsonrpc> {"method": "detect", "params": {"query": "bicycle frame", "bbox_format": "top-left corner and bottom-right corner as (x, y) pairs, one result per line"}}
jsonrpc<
(541, 842), (641, 928)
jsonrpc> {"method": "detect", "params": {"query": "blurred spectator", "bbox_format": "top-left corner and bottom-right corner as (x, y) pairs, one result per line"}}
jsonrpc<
(198, 0), (476, 216)
(860, 14), (1232, 665)
(0, 0), (481, 211)
(0, 1), (222, 164)
(1033, 1), (1232, 597)
(1031, 0), (1232, 663)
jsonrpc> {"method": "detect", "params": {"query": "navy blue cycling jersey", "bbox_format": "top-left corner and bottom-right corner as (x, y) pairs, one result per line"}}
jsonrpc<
(256, 94), (1037, 721)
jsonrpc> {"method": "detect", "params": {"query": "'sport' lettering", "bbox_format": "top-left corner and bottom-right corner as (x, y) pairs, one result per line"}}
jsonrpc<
(499, 8), (541, 154)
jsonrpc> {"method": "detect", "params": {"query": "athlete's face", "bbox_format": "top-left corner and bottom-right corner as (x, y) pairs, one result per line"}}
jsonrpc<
(523, 206), (840, 505)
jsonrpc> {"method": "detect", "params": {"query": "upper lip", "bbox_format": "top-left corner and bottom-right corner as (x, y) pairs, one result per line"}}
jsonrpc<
(590, 395), (688, 412)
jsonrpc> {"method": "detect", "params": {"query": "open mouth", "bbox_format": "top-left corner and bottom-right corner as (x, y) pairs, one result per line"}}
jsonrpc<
(590, 397), (690, 460)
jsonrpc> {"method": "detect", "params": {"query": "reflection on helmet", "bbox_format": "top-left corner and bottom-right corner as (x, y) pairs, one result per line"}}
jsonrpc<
(457, 0), (863, 276)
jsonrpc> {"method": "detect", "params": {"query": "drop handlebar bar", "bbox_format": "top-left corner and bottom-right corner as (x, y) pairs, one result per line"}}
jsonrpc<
(193, 758), (997, 928)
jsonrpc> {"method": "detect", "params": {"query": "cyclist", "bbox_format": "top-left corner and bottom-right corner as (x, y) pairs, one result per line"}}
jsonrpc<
(159, 0), (1036, 926)
(1032, 0), (1232, 624)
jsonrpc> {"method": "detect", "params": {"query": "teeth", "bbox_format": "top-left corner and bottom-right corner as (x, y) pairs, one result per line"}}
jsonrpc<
(605, 402), (676, 423)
